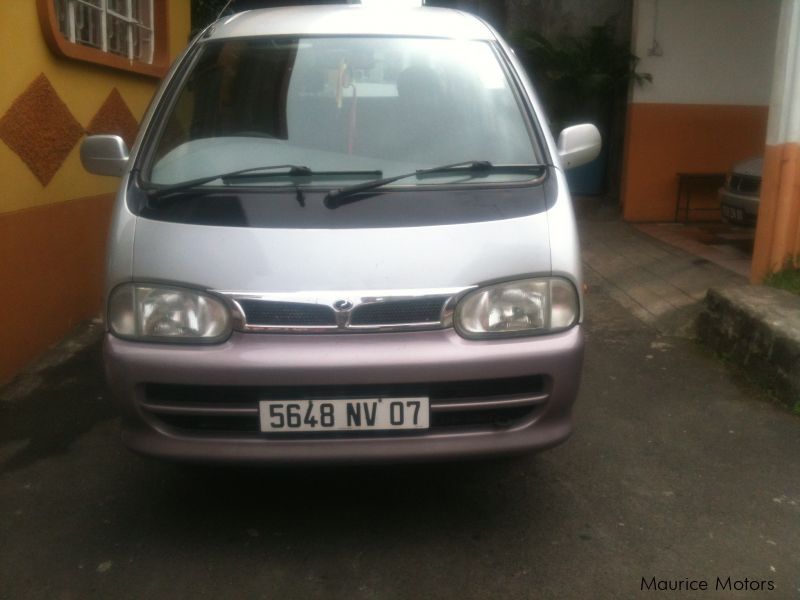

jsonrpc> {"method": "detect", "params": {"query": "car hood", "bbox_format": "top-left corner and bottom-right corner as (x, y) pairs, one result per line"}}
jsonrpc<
(131, 210), (553, 293)
(731, 157), (763, 177)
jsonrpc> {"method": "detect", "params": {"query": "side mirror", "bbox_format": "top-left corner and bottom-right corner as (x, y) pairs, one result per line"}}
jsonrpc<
(557, 124), (601, 170)
(80, 135), (129, 177)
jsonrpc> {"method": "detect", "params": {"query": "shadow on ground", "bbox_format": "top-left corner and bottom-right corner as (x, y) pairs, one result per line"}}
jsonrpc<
(0, 340), (114, 473)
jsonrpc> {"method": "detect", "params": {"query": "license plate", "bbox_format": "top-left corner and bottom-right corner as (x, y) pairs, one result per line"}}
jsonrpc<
(259, 398), (430, 432)
(722, 205), (743, 221)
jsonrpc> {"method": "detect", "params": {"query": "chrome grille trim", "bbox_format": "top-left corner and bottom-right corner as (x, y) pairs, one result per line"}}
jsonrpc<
(140, 394), (548, 418)
(218, 287), (475, 333)
(139, 376), (550, 435)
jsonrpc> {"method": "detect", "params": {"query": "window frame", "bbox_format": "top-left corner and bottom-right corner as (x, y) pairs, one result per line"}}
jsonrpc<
(38, 0), (170, 78)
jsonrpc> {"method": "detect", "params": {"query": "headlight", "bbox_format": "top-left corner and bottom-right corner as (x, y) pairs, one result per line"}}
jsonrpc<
(455, 278), (579, 338)
(108, 284), (231, 343)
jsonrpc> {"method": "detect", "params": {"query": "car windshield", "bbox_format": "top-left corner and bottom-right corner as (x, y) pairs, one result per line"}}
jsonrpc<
(146, 36), (540, 188)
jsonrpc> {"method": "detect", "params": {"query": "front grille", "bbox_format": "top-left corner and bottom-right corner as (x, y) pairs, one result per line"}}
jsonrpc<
(158, 414), (259, 432)
(238, 299), (336, 326)
(350, 297), (448, 325)
(432, 406), (535, 427)
(141, 375), (548, 437)
(235, 295), (452, 330)
(729, 174), (760, 195)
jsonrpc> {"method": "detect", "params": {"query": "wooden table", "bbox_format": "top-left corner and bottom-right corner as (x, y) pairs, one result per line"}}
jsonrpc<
(675, 172), (726, 222)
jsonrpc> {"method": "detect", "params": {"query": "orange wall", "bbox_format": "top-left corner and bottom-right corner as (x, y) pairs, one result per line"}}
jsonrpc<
(0, 195), (114, 382)
(752, 142), (800, 280)
(622, 103), (769, 222)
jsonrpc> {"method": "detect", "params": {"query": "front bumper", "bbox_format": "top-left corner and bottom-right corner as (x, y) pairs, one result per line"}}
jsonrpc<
(104, 325), (584, 464)
(718, 187), (759, 226)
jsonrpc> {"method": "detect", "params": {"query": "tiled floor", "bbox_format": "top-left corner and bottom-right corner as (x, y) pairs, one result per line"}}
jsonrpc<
(578, 210), (747, 337)
(634, 222), (754, 278)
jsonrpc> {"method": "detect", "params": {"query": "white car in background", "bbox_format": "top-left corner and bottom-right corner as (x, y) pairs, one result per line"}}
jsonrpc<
(719, 157), (763, 227)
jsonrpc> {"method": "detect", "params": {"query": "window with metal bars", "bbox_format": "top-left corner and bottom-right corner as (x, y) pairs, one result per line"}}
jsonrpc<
(53, 0), (154, 64)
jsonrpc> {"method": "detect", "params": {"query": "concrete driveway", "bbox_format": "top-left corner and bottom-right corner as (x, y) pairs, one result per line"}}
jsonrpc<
(1, 218), (799, 599)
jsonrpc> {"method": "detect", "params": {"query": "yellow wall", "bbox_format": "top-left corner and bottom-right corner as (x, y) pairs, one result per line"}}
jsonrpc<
(0, 1), (189, 213)
(0, 1), (190, 383)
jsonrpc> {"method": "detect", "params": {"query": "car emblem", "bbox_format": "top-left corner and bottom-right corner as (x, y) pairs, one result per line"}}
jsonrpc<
(333, 299), (353, 311)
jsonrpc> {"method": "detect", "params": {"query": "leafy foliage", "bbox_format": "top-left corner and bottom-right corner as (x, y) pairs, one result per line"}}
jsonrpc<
(512, 24), (651, 129)
(765, 267), (800, 296)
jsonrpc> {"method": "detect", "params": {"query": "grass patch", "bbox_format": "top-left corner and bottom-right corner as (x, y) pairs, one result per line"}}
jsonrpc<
(764, 267), (800, 296)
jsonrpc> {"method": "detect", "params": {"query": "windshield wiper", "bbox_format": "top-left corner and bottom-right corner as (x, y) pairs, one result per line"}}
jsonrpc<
(145, 164), (311, 199)
(323, 161), (547, 209)
(145, 165), (383, 201)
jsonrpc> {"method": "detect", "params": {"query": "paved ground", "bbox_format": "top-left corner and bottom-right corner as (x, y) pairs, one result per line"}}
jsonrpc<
(2, 206), (799, 599)
(635, 222), (754, 279)
(577, 202), (746, 338)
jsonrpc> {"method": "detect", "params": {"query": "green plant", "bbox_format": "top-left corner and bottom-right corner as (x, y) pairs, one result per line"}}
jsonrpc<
(512, 23), (651, 129)
(764, 267), (800, 296)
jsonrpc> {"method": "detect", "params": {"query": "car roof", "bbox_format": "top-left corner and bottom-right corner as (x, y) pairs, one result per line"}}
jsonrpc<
(205, 5), (497, 41)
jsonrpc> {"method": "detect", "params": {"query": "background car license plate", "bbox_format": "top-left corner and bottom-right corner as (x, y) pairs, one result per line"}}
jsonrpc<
(722, 205), (743, 221)
(259, 398), (430, 432)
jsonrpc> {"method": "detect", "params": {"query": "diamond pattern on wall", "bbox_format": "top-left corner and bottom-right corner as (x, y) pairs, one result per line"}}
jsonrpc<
(0, 74), (85, 186)
(86, 88), (139, 149)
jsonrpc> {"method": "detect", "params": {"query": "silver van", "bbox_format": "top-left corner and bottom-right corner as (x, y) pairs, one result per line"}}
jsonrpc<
(81, 5), (600, 463)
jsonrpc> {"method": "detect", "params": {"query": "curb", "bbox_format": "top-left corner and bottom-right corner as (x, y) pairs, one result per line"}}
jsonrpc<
(696, 286), (800, 409)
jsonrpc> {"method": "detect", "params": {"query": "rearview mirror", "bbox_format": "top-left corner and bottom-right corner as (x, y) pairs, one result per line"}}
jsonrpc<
(80, 135), (129, 177)
(557, 124), (601, 170)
